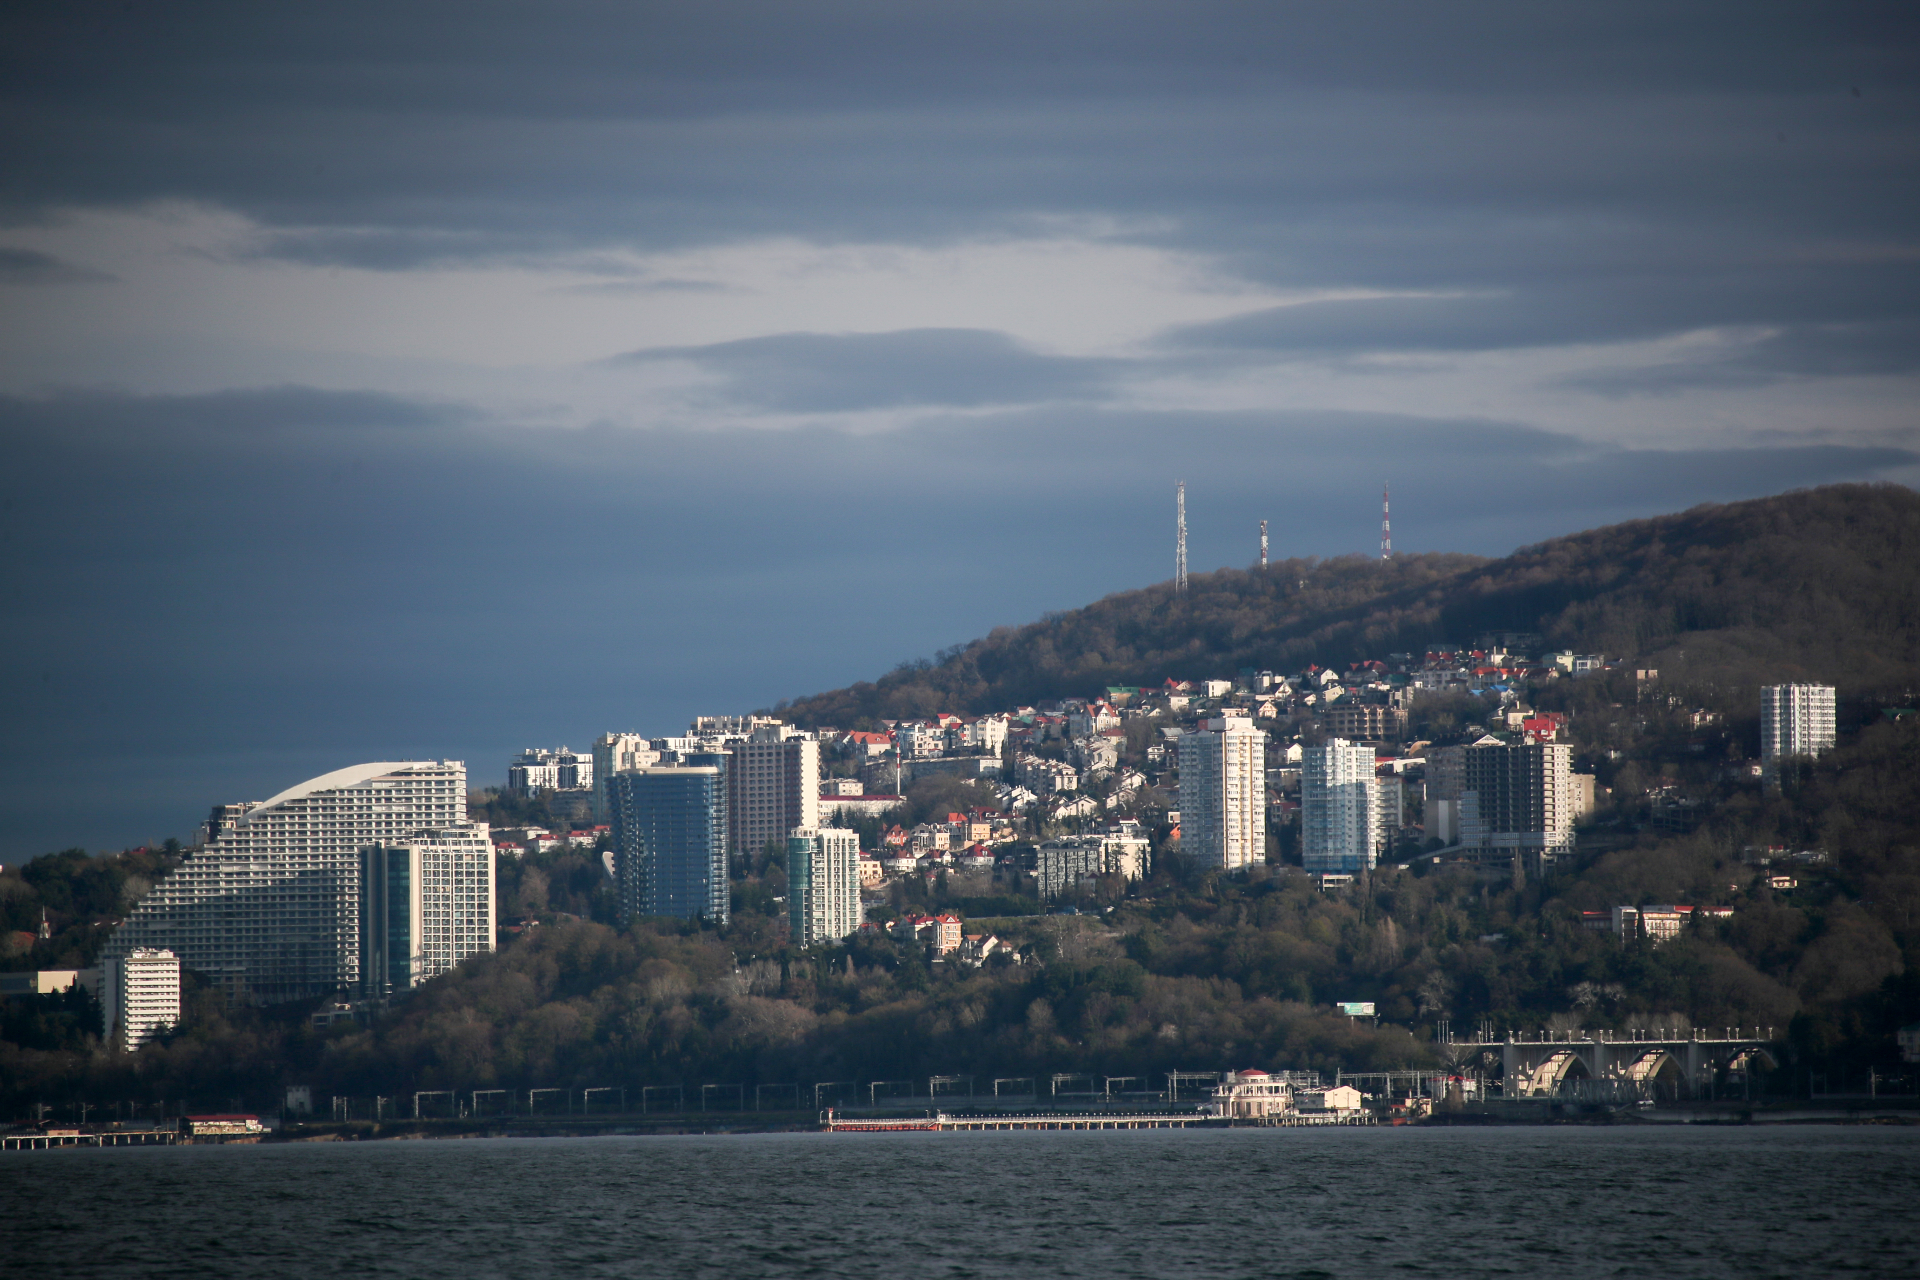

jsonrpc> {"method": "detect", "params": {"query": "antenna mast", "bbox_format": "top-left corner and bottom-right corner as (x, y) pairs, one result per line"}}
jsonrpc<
(1381, 483), (1392, 560)
(1259, 519), (1268, 568)
(1175, 481), (1188, 597)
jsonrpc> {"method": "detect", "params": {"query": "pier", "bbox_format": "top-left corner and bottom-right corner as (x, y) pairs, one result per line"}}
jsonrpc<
(824, 1109), (1213, 1131)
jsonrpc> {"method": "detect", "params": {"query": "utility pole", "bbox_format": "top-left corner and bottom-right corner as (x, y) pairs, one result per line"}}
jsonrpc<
(1175, 481), (1188, 597)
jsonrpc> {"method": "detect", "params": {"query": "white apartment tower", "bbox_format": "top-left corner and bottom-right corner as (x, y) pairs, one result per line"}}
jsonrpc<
(786, 826), (862, 946)
(102, 948), (181, 1052)
(1177, 716), (1267, 870)
(1303, 738), (1380, 874)
(105, 761), (469, 1003)
(592, 733), (661, 822)
(1762, 684), (1836, 772)
(729, 726), (820, 854)
(360, 827), (497, 1000)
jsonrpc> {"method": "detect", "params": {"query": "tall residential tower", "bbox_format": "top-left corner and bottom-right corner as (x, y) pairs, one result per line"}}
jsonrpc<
(1302, 738), (1379, 873)
(1177, 715), (1266, 870)
(607, 762), (730, 924)
(787, 826), (862, 946)
(1761, 683), (1836, 776)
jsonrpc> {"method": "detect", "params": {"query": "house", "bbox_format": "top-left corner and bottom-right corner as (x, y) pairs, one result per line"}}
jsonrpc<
(957, 933), (1002, 964)
(928, 914), (963, 955)
(842, 731), (895, 760)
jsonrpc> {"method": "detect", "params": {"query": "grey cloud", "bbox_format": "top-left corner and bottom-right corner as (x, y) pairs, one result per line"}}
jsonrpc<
(1, 3), (1912, 377)
(0, 385), (476, 437)
(1564, 318), (1920, 396)
(1165, 268), (1920, 359)
(0, 246), (111, 283)
(613, 328), (1122, 411)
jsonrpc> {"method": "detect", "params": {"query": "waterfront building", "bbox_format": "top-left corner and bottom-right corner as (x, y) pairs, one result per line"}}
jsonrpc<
(1176, 715), (1267, 870)
(1761, 684), (1836, 775)
(787, 826), (862, 946)
(104, 762), (468, 1002)
(1302, 738), (1379, 873)
(359, 826), (496, 1000)
(728, 726), (820, 855)
(1210, 1069), (1294, 1118)
(102, 948), (180, 1052)
(607, 762), (730, 924)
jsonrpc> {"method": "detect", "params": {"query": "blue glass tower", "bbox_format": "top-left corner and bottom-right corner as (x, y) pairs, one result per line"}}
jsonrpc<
(607, 757), (730, 924)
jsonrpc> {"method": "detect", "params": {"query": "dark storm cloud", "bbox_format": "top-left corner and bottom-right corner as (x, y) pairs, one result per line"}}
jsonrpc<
(4, 3), (1917, 364)
(613, 329), (1121, 411)
(0, 385), (476, 436)
(0, 246), (110, 283)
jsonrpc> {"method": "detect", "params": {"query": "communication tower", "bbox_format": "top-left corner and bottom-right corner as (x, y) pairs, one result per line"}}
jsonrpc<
(1259, 519), (1268, 568)
(1381, 483), (1392, 560)
(1175, 481), (1188, 598)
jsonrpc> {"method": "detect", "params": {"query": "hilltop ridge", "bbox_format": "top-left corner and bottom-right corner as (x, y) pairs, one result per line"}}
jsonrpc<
(783, 484), (1920, 726)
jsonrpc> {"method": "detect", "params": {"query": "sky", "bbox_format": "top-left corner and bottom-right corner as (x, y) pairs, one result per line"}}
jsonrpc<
(2, 2), (1917, 858)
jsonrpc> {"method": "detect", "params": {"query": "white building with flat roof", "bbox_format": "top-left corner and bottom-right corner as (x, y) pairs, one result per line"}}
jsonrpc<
(1762, 684), (1836, 773)
(360, 826), (496, 1000)
(102, 948), (180, 1052)
(1302, 738), (1378, 873)
(105, 761), (468, 1003)
(787, 826), (862, 946)
(1176, 717), (1267, 870)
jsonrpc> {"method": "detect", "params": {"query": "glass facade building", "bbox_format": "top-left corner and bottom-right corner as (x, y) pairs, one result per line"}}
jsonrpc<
(607, 760), (730, 924)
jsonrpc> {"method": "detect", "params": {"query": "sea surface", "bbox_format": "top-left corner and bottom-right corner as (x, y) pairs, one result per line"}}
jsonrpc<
(4, 1126), (1918, 1278)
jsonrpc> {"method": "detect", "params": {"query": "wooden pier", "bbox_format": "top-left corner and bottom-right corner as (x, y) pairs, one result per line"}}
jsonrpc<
(2, 1129), (178, 1151)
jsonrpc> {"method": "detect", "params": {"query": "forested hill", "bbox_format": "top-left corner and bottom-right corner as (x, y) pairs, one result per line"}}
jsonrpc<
(782, 484), (1920, 726)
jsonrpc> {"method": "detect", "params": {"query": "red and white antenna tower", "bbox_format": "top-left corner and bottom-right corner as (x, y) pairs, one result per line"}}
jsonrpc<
(1381, 483), (1392, 560)
(1175, 481), (1188, 597)
(1259, 519), (1268, 568)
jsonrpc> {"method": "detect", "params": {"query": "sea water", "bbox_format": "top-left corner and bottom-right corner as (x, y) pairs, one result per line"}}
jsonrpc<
(4, 1126), (1917, 1278)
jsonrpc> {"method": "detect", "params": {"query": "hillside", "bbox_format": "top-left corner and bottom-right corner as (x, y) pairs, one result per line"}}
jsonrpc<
(781, 484), (1920, 726)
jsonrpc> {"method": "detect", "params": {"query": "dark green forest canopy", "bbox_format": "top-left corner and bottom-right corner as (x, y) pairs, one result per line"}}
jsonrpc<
(780, 484), (1920, 725)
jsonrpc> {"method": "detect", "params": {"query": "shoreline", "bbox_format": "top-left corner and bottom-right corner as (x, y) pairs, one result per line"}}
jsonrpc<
(8, 1098), (1919, 1150)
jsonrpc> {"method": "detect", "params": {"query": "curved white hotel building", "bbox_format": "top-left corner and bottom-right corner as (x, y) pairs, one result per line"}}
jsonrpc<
(105, 761), (472, 1003)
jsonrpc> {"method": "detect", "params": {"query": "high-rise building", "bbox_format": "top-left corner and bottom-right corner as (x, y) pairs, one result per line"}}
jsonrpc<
(728, 726), (819, 855)
(607, 762), (730, 924)
(1302, 738), (1380, 873)
(787, 826), (862, 946)
(1177, 716), (1267, 869)
(102, 948), (180, 1052)
(359, 827), (496, 1001)
(1761, 684), (1836, 773)
(591, 733), (661, 822)
(105, 762), (468, 1003)
(1429, 741), (1575, 871)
